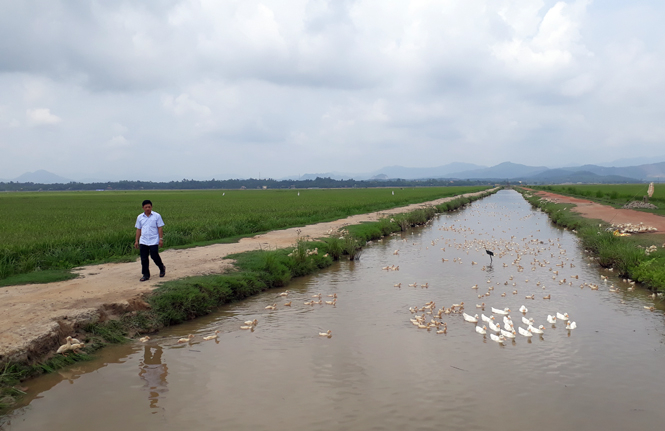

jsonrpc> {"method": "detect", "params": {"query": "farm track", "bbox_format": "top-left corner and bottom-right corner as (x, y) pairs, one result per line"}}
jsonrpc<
(530, 190), (665, 233)
(0, 189), (495, 364)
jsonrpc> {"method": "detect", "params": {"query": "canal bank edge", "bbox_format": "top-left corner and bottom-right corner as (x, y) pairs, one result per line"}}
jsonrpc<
(0, 188), (500, 414)
(517, 188), (665, 293)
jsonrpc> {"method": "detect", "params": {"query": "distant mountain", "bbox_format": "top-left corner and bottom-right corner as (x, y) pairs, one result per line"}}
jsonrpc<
(451, 162), (549, 179)
(599, 155), (665, 167)
(524, 168), (576, 179)
(7, 160), (662, 186)
(11, 170), (73, 184)
(368, 163), (486, 179)
(522, 170), (639, 184)
(280, 163), (486, 181)
(560, 162), (665, 180)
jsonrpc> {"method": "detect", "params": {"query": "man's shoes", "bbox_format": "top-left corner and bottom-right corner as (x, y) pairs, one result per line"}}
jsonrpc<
(140, 276), (150, 282)
(159, 266), (166, 278)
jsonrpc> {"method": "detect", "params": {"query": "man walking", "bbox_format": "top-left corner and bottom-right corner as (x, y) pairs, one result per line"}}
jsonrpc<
(135, 200), (166, 282)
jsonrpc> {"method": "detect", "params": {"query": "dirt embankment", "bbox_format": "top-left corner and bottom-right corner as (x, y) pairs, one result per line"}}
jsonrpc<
(0, 189), (495, 364)
(530, 190), (665, 234)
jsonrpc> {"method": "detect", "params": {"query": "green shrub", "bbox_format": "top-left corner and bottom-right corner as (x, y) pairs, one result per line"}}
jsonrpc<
(323, 236), (344, 260)
(343, 236), (363, 260)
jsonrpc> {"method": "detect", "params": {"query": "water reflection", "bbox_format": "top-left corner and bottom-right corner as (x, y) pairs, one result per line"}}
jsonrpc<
(138, 346), (168, 413)
(56, 367), (83, 385)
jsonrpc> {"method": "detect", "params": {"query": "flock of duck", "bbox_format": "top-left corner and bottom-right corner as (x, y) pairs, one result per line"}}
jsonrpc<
(386, 202), (659, 346)
(261, 290), (337, 337)
(407, 296), (576, 344)
(55, 336), (85, 355)
(54, 289), (338, 355)
(382, 208), (582, 343)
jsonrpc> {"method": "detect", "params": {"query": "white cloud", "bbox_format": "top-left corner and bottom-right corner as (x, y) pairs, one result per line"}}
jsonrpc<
(161, 93), (211, 117)
(561, 73), (594, 97)
(112, 122), (128, 134)
(107, 135), (129, 147)
(1, 0), (665, 179)
(492, 0), (591, 79)
(26, 108), (61, 126)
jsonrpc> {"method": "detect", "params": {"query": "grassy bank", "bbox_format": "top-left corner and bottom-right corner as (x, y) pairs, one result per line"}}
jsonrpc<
(0, 188), (499, 414)
(530, 184), (665, 217)
(517, 188), (665, 293)
(0, 186), (490, 283)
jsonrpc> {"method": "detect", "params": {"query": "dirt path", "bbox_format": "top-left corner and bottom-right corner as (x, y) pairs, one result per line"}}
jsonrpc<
(530, 190), (665, 233)
(0, 189), (495, 364)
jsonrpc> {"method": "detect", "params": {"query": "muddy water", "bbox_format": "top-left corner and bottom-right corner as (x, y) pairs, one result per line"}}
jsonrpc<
(3, 190), (665, 431)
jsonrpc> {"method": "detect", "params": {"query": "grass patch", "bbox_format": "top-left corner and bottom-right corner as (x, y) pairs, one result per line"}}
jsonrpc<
(0, 269), (78, 288)
(517, 188), (665, 293)
(345, 193), (480, 243)
(150, 237), (337, 326)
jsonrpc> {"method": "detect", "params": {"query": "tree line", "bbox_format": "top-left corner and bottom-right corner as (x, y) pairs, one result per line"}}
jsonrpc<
(0, 177), (495, 192)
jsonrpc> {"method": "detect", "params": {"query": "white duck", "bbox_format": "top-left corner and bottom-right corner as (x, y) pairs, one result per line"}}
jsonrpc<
(518, 327), (533, 337)
(492, 307), (510, 315)
(70, 343), (85, 352)
(519, 305), (528, 313)
(556, 312), (569, 321)
(481, 313), (494, 323)
(177, 334), (194, 343)
(501, 328), (516, 339)
(463, 313), (479, 323)
(522, 316), (534, 325)
(490, 333), (506, 343)
(203, 330), (220, 341)
(566, 321), (577, 330)
(475, 325), (487, 335)
(528, 325), (545, 334)
(488, 321), (501, 333)
(547, 315), (557, 324)
(503, 321), (514, 331)
(56, 337), (73, 354)
(502, 316), (513, 326)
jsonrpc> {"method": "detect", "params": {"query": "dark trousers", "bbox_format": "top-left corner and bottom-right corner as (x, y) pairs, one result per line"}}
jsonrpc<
(140, 244), (164, 278)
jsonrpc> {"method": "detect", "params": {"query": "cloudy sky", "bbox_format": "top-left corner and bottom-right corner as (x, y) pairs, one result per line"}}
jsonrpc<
(1, 0), (664, 181)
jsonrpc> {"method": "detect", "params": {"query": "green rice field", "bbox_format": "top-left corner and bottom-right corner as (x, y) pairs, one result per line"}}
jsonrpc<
(532, 183), (665, 216)
(0, 186), (489, 281)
